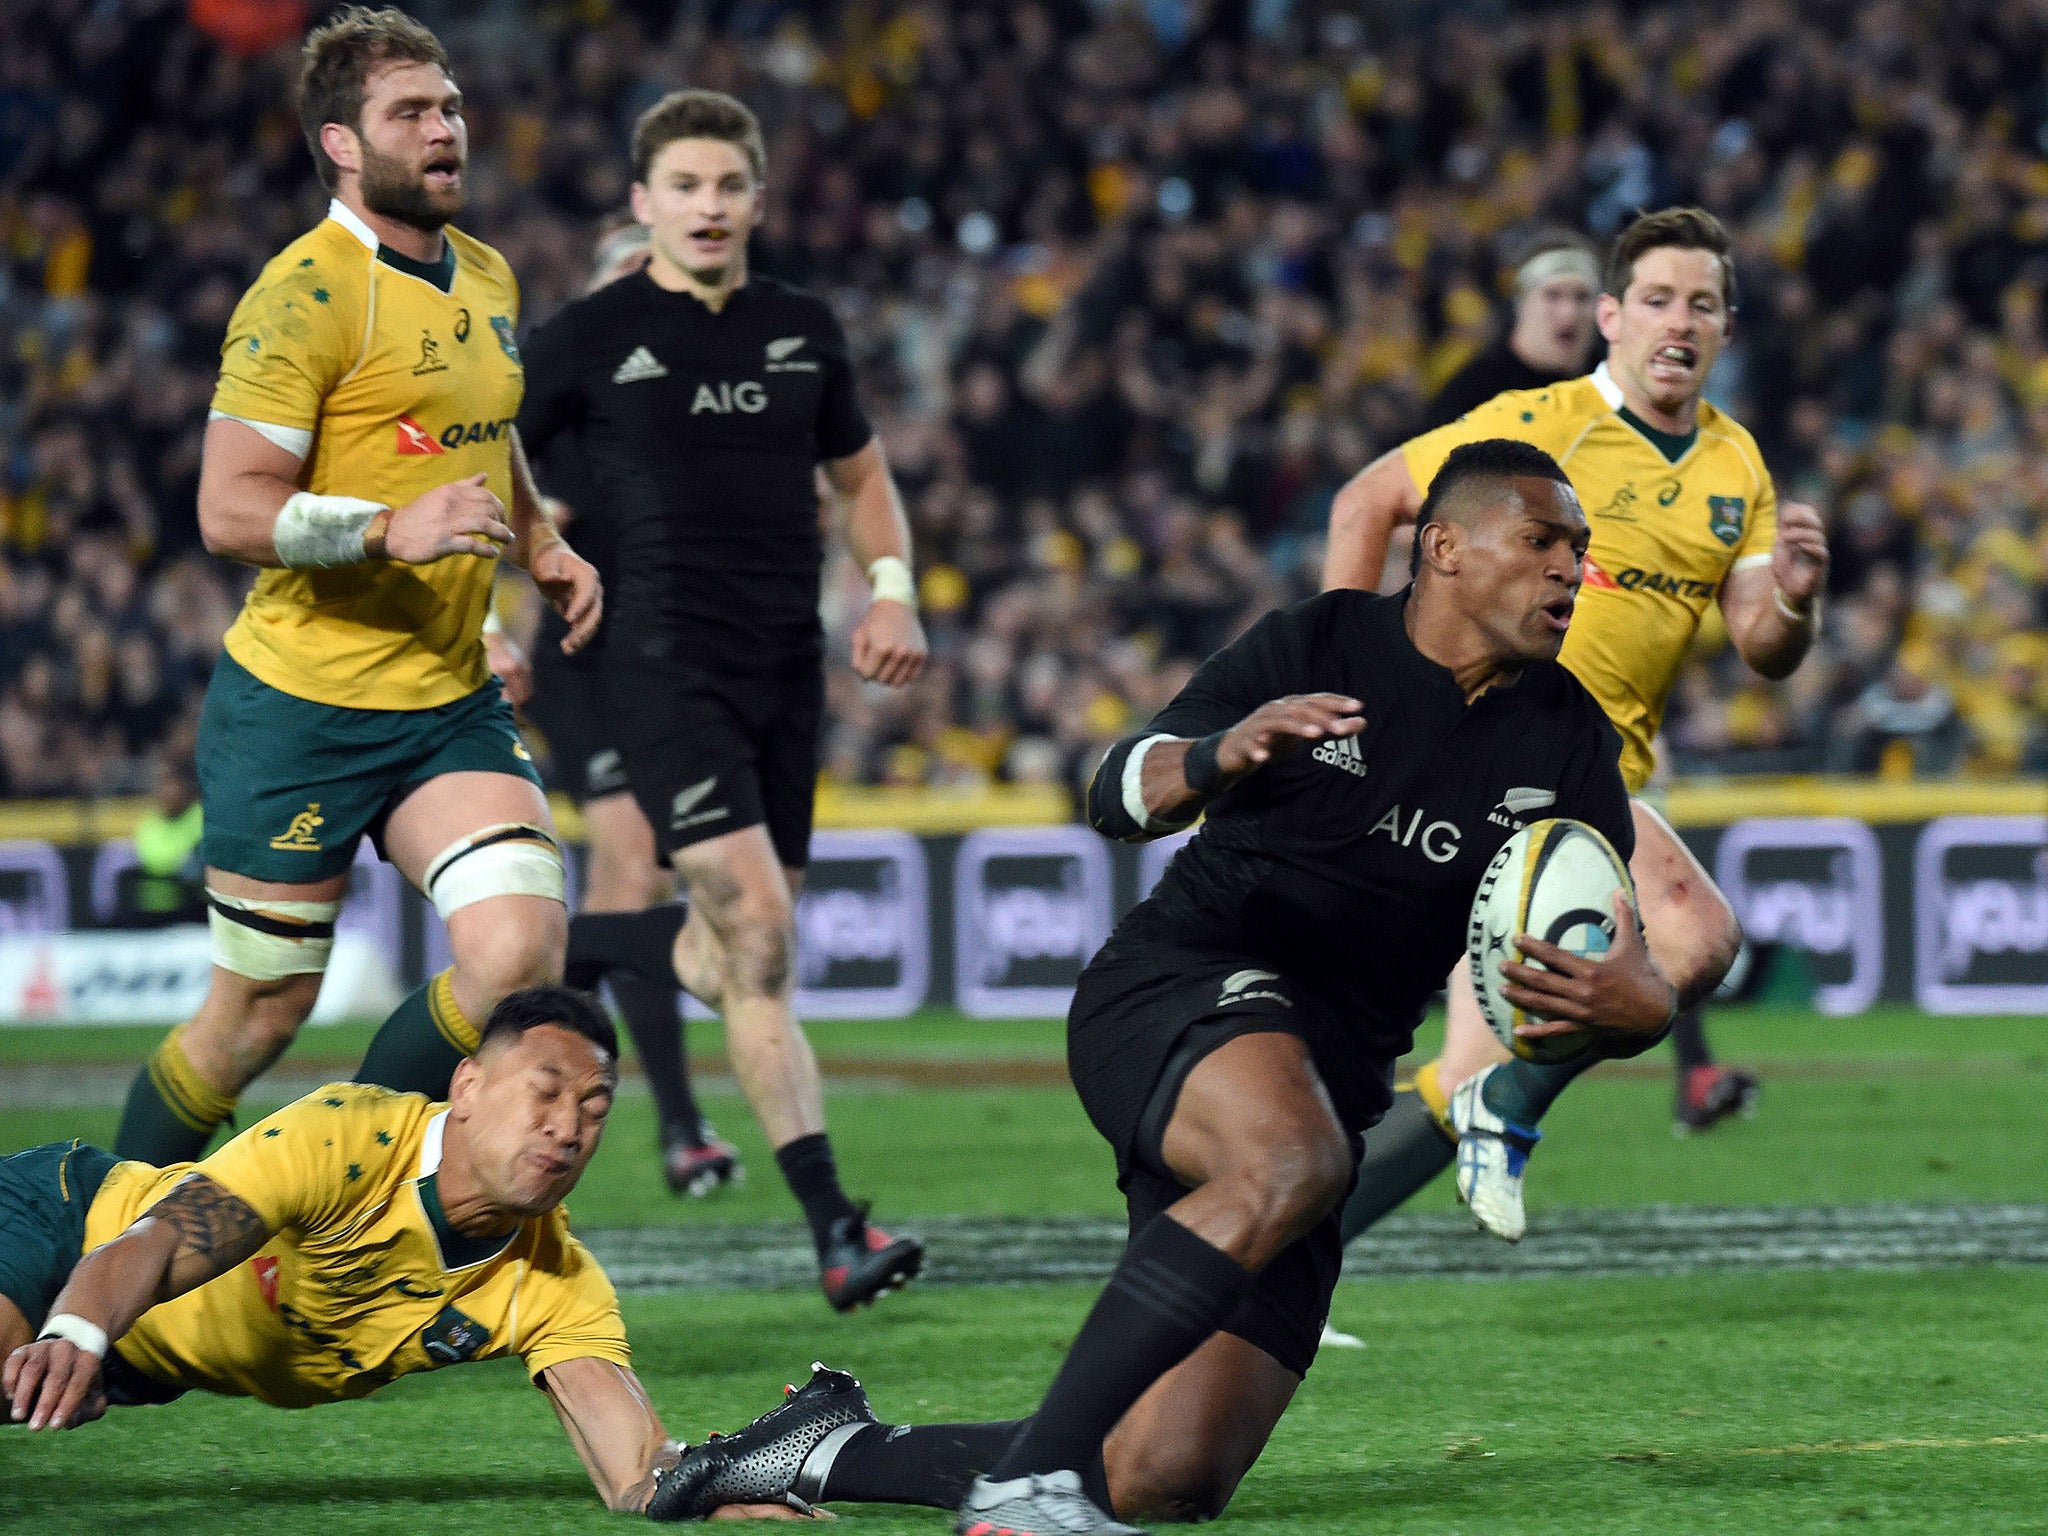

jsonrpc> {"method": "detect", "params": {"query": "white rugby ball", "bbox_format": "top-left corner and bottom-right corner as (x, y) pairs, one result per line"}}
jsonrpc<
(1466, 818), (1636, 1065)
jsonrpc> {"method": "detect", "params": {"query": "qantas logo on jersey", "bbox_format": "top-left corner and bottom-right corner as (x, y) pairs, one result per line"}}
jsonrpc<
(394, 414), (445, 455)
(1368, 804), (1463, 863)
(1607, 566), (1718, 601)
(1311, 733), (1368, 777)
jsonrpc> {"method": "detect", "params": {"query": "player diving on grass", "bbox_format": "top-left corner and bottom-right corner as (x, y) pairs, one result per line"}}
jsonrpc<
(1321, 206), (1831, 1245)
(630, 440), (1684, 1535)
(515, 90), (929, 1311)
(1, 987), (779, 1520)
(113, 7), (601, 1167)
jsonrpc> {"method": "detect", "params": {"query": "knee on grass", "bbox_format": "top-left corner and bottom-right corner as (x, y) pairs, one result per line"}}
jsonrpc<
(1109, 1440), (1245, 1524)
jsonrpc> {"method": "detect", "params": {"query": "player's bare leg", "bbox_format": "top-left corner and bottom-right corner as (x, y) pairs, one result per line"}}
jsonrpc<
(353, 771), (567, 1094)
(570, 792), (732, 1191)
(972, 1031), (1349, 1528)
(670, 824), (919, 1307)
(114, 866), (347, 1163)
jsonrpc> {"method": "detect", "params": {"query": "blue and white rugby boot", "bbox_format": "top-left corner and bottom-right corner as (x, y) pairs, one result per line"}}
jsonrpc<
(1451, 1063), (1541, 1243)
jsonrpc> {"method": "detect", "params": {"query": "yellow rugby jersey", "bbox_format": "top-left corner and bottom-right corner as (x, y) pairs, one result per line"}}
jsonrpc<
(85, 1083), (628, 1410)
(1401, 365), (1777, 790)
(211, 199), (525, 709)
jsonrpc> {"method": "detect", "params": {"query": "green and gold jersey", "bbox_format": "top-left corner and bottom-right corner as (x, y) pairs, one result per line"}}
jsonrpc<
(210, 199), (525, 710)
(86, 1083), (627, 1410)
(1401, 365), (1778, 791)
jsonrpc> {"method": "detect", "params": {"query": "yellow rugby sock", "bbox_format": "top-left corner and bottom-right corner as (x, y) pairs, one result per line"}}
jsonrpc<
(115, 1025), (236, 1164)
(426, 967), (480, 1055)
(1412, 1058), (1455, 1139)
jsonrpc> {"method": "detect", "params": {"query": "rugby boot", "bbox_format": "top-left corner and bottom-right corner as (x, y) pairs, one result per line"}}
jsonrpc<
(649, 1363), (875, 1518)
(1675, 1064), (1760, 1134)
(820, 1208), (924, 1311)
(664, 1126), (743, 1196)
(956, 1470), (1148, 1536)
(1451, 1063), (1540, 1243)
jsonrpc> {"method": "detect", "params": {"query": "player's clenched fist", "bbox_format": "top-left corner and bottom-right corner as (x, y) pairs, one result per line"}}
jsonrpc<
(1772, 499), (1829, 607)
(850, 598), (927, 688)
(382, 473), (514, 562)
(5, 1336), (107, 1431)
(1218, 693), (1364, 775)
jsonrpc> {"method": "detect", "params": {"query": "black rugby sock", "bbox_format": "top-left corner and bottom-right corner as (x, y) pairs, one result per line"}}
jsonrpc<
(1668, 1006), (1711, 1072)
(1338, 1089), (1456, 1244)
(564, 904), (688, 990)
(775, 1133), (863, 1255)
(1481, 1054), (1596, 1128)
(808, 1420), (1028, 1507)
(992, 1214), (1252, 1483)
(610, 972), (706, 1147)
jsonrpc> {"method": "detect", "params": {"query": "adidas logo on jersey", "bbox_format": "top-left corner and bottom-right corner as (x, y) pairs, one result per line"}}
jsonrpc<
(1489, 786), (1556, 829)
(1312, 734), (1368, 777)
(612, 346), (669, 384)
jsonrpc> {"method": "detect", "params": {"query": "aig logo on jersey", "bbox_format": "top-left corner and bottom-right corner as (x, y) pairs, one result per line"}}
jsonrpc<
(693, 380), (768, 414)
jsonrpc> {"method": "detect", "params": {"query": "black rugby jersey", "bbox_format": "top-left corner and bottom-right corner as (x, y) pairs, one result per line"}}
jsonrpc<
(530, 426), (612, 675)
(517, 273), (873, 667)
(1423, 339), (1576, 431)
(1117, 587), (1633, 1055)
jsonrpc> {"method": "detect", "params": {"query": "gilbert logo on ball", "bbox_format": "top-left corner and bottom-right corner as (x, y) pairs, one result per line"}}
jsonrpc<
(1467, 818), (1636, 1064)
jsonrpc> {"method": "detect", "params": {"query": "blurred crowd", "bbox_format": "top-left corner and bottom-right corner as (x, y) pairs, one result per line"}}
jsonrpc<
(4, 0), (2047, 806)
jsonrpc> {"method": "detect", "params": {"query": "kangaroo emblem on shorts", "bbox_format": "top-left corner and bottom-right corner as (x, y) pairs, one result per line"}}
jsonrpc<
(269, 802), (326, 851)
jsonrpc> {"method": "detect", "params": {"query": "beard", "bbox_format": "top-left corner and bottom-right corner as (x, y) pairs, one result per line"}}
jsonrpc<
(358, 142), (461, 232)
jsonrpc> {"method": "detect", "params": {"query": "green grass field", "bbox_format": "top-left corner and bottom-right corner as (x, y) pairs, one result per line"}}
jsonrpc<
(3, 1004), (2045, 1533)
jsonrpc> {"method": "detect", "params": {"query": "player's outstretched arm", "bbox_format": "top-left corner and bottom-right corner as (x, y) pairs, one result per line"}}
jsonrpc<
(826, 438), (927, 689)
(1088, 693), (1365, 841)
(1718, 499), (1828, 680)
(1323, 447), (1423, 592)
(4, 1174), (272, 1431)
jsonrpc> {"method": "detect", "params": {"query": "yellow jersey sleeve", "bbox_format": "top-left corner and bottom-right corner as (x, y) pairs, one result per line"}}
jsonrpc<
(1400, 384), (1595, 497)
(515, 1224), (632, 1379)
(1732, 464), (1778, 567)
(190, 1082), (410, 1237)
(212, 252), (363, 436)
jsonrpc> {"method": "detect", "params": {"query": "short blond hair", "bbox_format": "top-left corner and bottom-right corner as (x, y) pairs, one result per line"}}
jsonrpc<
(631, 90), (766, 185)
(1604, 206), (1737, 308)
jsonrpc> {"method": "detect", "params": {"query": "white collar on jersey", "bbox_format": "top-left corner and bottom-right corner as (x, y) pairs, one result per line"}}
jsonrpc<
(418, 1108), (448, 1177)
(1589, 360), (1624, 410)
(328, 197), (379, 251)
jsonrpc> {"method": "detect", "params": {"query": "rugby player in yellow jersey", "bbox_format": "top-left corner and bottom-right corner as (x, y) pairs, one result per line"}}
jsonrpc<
(2, 987), (771, 1518)
(114, 8), (603, 1165)
(1322, 208), (1830, 1244)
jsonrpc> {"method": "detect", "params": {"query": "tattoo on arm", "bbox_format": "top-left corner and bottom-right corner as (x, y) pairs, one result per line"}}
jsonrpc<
(151, 1176), (272, 1295)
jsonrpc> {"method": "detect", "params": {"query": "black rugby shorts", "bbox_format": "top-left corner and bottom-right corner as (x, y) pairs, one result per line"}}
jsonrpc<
(605, 654), (824, 868)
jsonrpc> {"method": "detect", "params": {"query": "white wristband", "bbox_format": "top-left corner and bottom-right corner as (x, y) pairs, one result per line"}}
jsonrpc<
(867, 555), (917, 607)
(36, 1312), (107, 1359)
(272, 493), (388, 569)
(1773, 587), (1815, 624)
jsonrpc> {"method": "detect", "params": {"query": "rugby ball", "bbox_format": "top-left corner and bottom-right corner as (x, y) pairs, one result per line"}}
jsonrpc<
(1467, 818), (1636, 1065)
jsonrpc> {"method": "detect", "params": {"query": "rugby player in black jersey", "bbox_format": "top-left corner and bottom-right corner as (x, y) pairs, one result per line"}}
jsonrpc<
(516, 91), (927, 1311)
(640, 441), (1681, 1534)
(503, 219), (740, 1199)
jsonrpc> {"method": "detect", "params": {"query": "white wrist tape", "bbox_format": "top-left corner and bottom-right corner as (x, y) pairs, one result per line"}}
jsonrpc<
(1773, 587), (1815, 624)
(867, 555), (917, 607)
(1124, 733), (1197, 834)
(37, 1313), (108, 1359)
(272, 493), (387, 569)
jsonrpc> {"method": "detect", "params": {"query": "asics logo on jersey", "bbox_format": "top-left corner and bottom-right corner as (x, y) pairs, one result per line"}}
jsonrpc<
(612, 346), (669, 384)
(394, 414), (446, 455)
(1368, 804), (1463, 864)
(1217, 968), (1291, 1009)
(1489, 786), (1556, 829)
(766, 336), (806, 361)
(1312, 733), (1368, 777)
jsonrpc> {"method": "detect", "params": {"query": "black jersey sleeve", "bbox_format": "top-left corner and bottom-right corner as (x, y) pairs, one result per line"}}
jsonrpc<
(1559, 700), (1635, 865)
(814, 304), (873, 462)
(514, 307), (588, 464)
